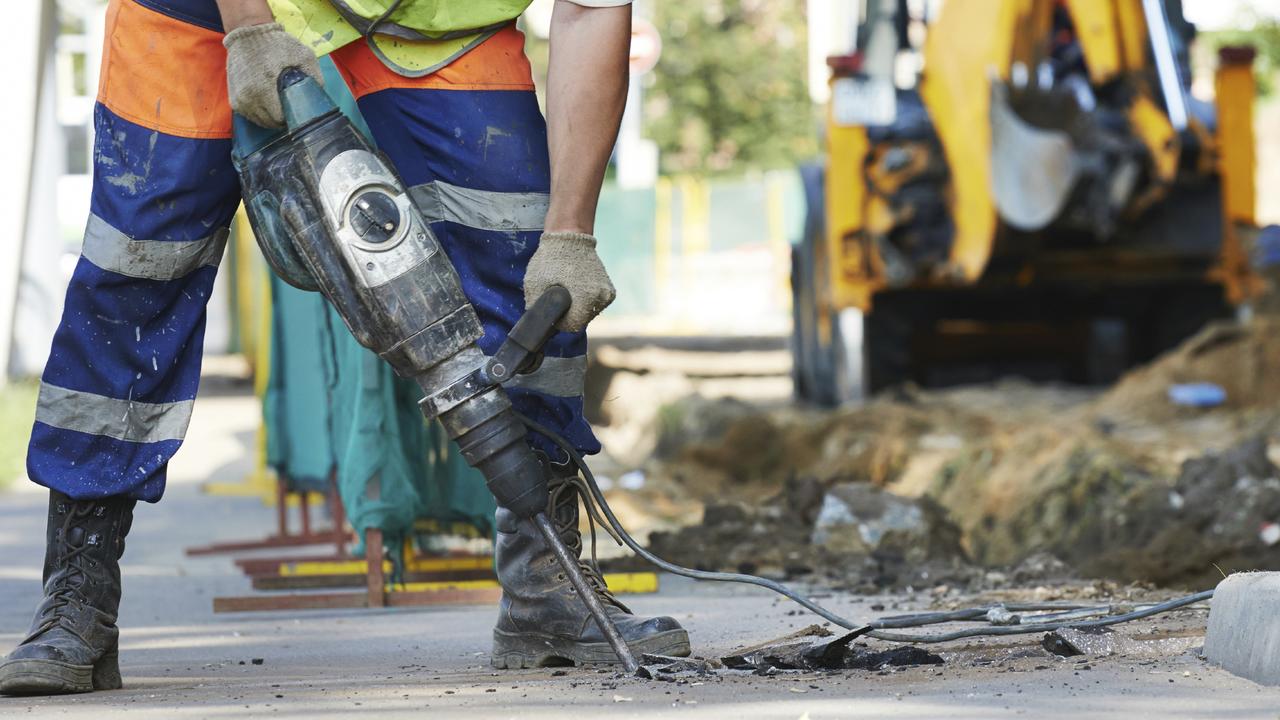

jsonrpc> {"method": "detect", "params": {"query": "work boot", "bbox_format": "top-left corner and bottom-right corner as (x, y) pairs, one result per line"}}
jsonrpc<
(0, 490), (135, 695)
(491, 458), (690, 668)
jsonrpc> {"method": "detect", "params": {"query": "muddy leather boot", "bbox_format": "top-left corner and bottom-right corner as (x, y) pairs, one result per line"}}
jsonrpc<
(0, 490), (135, 695)
(491, 460), (690, 668)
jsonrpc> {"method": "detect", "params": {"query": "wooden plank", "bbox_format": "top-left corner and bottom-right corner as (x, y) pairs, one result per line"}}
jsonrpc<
(252, 568), (494, 591)
(213, 586), (500, 613)
(251, 571), (658, 593)
(386, 587), (502, 607)
(366, 528), (385, 608)
(234, 554), (353, 576)
(276, 555), (491, 577)
(213, 592), (368, 613)
(185, 530), (355, 557)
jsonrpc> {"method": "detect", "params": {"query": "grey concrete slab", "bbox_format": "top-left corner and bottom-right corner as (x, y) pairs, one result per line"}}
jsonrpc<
(1205, 572), (1280, 685)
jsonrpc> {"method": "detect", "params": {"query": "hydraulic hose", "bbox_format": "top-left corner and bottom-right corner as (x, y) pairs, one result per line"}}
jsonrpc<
(515, 411), (1215, 644)
(516, 411), (866, 630)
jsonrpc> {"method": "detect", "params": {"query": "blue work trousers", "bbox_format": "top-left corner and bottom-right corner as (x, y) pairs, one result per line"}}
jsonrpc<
(28, 0), (599, 502)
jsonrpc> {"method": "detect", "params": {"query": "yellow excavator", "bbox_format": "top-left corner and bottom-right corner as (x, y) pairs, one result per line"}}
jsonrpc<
(792, 0), (1262, 403)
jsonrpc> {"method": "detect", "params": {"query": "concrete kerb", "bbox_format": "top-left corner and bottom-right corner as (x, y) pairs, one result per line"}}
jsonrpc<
(1204, 571), (1280, 685)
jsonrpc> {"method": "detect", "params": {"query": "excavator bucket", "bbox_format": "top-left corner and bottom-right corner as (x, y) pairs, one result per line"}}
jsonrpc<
(988, 81), (1081, 231)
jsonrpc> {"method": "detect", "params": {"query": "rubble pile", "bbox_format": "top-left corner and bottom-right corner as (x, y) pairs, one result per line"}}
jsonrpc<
(938, 434), (1280, 587)
(615, 318), (1280, 589)
(931, 319), (1280, 586)
(720, 625), (943, 673)
(639, 478), (972, 589)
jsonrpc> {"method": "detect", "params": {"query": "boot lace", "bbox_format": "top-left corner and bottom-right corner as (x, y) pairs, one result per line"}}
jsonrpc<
(27, 502), (100, 640)
(548, 472), (631, 613)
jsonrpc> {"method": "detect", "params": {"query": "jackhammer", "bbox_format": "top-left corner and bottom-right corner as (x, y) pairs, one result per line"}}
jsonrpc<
(232, 69), (641, 672)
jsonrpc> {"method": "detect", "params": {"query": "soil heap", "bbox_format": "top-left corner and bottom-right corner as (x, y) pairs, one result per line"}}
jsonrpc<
(613, 318), (1280, 589)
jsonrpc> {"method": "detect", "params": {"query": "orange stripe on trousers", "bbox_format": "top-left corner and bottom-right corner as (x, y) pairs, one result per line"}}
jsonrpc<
(98, 0), (232, 139)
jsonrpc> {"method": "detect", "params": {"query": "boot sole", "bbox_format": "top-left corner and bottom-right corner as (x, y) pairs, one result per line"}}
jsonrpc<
(0, 652), (121, 695)
(491, 628), (691, 669)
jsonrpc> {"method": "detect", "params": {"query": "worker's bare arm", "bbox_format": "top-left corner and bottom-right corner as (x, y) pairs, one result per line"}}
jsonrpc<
(215, 0), (274, 31)
(543, 1), (631, 234)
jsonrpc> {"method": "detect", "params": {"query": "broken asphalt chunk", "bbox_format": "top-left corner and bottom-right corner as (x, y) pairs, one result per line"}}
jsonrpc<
(635, 654), (720, 680)
(723, 627), (942, 673)
(845, 646), (945, 670)
(1042, 628), (1116, 657)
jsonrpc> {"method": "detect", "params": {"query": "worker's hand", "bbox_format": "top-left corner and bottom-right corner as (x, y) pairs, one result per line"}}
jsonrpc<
(524, 231), (616, 333)
(223, 22), (322, 129)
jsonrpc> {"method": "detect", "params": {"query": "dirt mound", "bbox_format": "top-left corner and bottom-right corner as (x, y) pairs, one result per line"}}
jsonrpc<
(922, 319), (1280, 585)
(620, 319), (1280, 589)
(1091, 318), (1280, 423)
(927, 426), (1137, 567)
(650, 388), (1007, 498)
(937, 435), (1280, 587)
(936, 435), (1280, 586)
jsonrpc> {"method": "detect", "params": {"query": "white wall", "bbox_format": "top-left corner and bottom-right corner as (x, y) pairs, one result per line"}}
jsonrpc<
(6, 1), (232, 379)
(0, 1), (53, 383)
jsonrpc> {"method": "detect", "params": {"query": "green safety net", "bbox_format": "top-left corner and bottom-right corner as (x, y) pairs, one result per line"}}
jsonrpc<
(260, 57), (494, 556)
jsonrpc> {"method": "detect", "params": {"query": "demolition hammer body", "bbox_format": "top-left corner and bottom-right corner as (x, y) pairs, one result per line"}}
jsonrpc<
(231, 69), (639, 673)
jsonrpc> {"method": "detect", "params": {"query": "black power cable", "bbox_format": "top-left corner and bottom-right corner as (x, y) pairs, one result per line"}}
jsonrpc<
(517, 411), (865, 629)
(514, 412), (1214, 643)
(863, 591), (1213, 643)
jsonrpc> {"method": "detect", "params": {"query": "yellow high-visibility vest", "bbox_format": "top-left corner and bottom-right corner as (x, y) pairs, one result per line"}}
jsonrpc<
(269, 0), (534, 76)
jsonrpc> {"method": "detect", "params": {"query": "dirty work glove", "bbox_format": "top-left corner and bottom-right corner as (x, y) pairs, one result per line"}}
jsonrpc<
(223, 22), (322, 129)
(524, 231), (617, 333)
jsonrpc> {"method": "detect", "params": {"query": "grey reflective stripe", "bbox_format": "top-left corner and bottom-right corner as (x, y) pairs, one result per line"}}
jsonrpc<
(327, 1), (511, 42)
(410, 181), (548, 232)
(35, 383), (194, 444)
(81, 214), (227, 281)
(366, 29), (497, 78)
(504, 355), (587, 397)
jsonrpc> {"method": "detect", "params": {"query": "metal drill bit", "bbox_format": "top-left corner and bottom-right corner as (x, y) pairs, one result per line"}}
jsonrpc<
(533, 512), (639, 673)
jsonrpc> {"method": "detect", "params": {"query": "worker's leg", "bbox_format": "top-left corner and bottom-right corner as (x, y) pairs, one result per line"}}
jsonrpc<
(26, 0), (238, 503)
(330, 28), (689, 668)
(0, 0), (237, 696)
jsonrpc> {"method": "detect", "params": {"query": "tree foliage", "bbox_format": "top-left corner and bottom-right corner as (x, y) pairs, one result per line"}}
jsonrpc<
(642, 1), (819, 175)
(1204, 15), (1280, 97)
